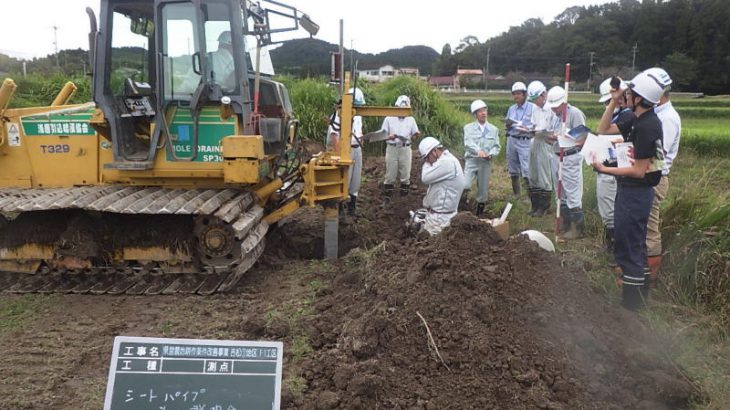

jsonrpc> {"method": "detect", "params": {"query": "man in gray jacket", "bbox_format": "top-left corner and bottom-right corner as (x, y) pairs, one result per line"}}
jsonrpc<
(418, 137), (466, 235)
(463, 99), (501, 216)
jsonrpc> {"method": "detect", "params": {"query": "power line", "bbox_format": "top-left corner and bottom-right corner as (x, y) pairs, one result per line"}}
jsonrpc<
(587, 51), (595, 90)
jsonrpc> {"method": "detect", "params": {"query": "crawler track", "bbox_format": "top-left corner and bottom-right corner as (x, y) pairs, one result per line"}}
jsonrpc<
(0, 186), (269, 294)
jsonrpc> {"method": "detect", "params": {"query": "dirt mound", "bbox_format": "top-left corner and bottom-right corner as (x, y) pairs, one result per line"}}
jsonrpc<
(281, 210), (693, 409)
(265, 155), (693, 409)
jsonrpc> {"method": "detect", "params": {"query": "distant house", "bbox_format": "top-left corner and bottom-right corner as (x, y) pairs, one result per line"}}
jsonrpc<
(454, 69), (484, 89)
(428, 76), (455, 89)
(359, 65), (421, 83)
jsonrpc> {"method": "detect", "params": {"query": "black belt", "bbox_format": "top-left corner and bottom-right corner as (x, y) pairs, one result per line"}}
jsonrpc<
(510, 135), (532, 140)
(387, 142), (411, 147)
(556, 147), (581, 156)
(428, 208), (454, 214)
(351, 145), (360, 148)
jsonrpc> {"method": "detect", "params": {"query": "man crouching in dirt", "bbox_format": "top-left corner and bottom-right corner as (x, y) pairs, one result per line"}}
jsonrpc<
(412, 137), (466, 236)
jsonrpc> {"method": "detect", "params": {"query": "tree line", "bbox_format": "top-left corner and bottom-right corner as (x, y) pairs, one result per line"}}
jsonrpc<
(434, 0), (730, 94)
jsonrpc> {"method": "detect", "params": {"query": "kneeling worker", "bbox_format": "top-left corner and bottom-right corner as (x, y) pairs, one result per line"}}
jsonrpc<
(418, 137), (466, 235)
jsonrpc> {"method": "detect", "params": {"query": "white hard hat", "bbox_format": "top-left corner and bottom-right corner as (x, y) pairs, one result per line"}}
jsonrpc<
(520, 230), (555, 252)
(545, 86), (566, 109)
(217, 31), (232, 45)
(598, 78), (613, 103)
(511, 82), (527, 93)
(643, 67), (672, 90)
(627, 72), (664, 105)
(527, 81), (546, 101)
(395, 95), (411, 107)
(470, 99), (487, 114)
(348, 87), (365, 106)
(418, 136), (441, 159)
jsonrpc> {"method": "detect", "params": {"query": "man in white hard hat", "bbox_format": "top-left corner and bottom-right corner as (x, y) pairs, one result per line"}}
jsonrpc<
(642, 67), (681, 286)
(417, 137), (465, 235)
(381, 95), (421, 203)
(545, 85), (587, 240)
(526, 81), (554, 217)
(593, 71), (665, 311)
(211, 31), (236, 91)
(594, 78), (631, 254)
(327, 87), (366, 216)
(463, 99), (501, 216)
(504, 82), (534, 199)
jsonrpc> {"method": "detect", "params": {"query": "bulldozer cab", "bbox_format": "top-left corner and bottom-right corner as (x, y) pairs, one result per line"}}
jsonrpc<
(91, 0), (307, 169)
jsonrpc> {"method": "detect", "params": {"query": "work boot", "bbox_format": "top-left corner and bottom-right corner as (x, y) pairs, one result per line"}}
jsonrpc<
(528, 189), (539, 216)
(622, 281), (645, 311)
(476, 202), (486, 217)
(559, 204), (571, 234)
(399, 184), (410, 197)
(511, 176), (521, 199)
(347, 194), (357, 217)
(382, 184), (394, 206)
(604, 228), (615, 253)
(562, 207), (584, 240)
(647, 255), (662, 288)
(523, 178), (531, 203)
(533, 190), (551, 217)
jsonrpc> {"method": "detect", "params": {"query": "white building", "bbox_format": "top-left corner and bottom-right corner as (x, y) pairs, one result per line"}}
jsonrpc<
(358, 65), (420, 83)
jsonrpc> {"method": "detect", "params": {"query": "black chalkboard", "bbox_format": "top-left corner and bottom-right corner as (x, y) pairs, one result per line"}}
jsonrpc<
(104, 336), (283, 410)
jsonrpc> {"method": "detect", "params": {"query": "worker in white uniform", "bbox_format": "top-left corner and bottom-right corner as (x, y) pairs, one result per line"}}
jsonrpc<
(210, 31), (236, 92)
(526, 81), (555, 217)
(643, 67), (681, 285)
(381, 95), (421, 203)
(463, 99), (501, 216)
(327, 87), (365, 216)
(545, 86), (587, 239)
(505, 82), (534, 199)
(418, 137), (466, 236)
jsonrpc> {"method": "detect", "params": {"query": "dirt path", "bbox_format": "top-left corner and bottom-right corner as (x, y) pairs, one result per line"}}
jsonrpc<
(0, 156), (695, 409)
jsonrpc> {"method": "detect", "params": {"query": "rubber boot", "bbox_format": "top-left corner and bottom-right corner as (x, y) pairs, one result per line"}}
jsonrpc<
(604, 228), (615, 253)
(511, 176), (521, 199)
(522, 178), (531, 203)
(647, 255), (662, 288)
(533, 190), (550, 217)
(476, 202), (486, 217)
(399, 184), (410, 197)
(622, 282), (645, 311)
(528, 189), (539, 216)
(347, 194), (357, 217)
(383, 184), (394, 206)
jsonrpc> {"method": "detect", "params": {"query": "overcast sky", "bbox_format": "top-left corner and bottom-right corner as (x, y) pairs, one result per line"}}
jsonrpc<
(1, 0), (609, 59)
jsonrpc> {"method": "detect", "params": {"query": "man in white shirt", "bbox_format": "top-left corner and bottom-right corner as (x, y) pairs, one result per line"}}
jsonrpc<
(381, 95), (421, 203)
(463, 99), (501, 216)
(526, 81), (555, 217)
(418, 137), (466, 235)
(643, 67), (681, 284)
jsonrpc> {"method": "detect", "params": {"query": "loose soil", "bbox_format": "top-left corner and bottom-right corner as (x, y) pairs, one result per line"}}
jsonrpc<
(0, 156), (695, 409)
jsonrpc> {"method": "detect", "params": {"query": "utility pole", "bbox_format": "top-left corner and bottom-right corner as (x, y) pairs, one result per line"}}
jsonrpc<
(587, 51), (595, 90)
(631, 43), (638, 73)
(53, 25), (60, 71)
(484, 46), (490, 91)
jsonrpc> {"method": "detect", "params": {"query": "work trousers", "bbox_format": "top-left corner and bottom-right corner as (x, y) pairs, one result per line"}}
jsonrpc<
(528, 138), (553, 191)
(614, 184), (654, 286)
(646, 176), (668, 256)
(596, 172), (617, 229)
(551, 152), (583, 209)
(348, 146), (362, 197)
(384, 144), (412, 185)
(464, 157), (493, 203)
(507, 136), (531, 177)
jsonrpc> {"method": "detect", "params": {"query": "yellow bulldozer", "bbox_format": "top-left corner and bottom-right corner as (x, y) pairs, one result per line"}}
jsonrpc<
(0, 0), (407, 294)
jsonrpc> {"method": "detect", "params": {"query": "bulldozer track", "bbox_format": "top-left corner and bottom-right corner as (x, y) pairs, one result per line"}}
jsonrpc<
(0, 186), (270, 294)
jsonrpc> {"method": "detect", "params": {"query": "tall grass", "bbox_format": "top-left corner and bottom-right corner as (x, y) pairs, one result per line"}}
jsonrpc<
(8, 74), (92, 108)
